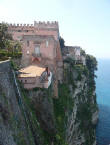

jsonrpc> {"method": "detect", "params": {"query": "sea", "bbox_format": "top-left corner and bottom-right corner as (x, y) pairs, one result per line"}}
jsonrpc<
(96, 59), (110, 145)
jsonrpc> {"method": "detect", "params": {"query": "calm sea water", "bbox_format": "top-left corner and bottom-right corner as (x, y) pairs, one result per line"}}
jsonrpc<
(96, 59), (110, 145)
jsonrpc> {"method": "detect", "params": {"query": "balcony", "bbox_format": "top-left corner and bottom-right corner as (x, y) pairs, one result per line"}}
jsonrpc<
(32, 52), (41, 58)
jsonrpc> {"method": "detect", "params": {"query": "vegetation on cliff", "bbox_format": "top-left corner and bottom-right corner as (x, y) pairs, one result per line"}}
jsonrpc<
(53, 84), (74, 145)
(53, 54), (98, 145)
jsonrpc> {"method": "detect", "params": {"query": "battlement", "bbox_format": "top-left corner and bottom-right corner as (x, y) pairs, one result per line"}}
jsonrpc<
(34, 21), (58, 29)
(8, 21), (59, 41)
(8, 23), (34, 28)
(8, 21), (59, 29)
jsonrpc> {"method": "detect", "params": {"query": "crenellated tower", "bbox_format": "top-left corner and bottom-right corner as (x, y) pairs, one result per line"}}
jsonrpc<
(8, 21), (59, 41)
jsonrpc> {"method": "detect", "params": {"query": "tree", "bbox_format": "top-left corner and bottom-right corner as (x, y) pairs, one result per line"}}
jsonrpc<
(13, 41), (22, 52)
(59, 37), (65, 49)
(0, 23), (22, 53)
(0, 23), (22, 60)
(0, 23), (12, 49)
(81, 49), (86, 56)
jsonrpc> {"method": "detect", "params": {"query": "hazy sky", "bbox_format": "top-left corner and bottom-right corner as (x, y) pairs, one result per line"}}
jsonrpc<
(0, 0), (110, 59)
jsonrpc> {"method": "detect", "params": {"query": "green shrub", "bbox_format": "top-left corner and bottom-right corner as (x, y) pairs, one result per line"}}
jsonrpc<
(0, 50), (22, 58)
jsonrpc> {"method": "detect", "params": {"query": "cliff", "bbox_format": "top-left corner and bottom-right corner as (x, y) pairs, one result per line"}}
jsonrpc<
(62, 56), (98, 145)
(0, 53), (98, 145)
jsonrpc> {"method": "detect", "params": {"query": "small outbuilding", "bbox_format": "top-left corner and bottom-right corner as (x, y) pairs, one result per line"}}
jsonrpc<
(18, 65), (52, 89)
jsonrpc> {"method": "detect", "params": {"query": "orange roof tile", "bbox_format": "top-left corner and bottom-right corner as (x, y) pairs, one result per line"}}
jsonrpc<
(19, 65), (45, 78)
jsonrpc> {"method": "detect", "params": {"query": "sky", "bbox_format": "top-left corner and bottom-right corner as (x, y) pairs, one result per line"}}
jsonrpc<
(0, 0), (110, 59)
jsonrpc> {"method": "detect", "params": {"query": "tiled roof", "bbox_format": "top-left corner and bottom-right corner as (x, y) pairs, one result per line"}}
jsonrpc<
(19, 65), (45, 78)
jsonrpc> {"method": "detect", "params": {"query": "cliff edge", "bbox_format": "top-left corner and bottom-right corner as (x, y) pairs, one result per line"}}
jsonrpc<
(0, 52), (98, 145)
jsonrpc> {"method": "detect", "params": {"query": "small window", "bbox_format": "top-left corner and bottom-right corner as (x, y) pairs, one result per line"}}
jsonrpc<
(27, 51), (29, 54)
(18, 30), (21, 32)
(27, 41), (29, 47)
(25, 80), (27, 83)
(46, 40), (48, 47)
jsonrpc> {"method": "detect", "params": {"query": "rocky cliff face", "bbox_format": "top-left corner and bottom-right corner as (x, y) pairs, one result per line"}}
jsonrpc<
(63, 59), (98, 145)
(0, 54), (98, 145)
(0, 60), (36, 145)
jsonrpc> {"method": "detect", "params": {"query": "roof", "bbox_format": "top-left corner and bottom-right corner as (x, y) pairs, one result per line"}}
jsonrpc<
(18, 65), (45, 78)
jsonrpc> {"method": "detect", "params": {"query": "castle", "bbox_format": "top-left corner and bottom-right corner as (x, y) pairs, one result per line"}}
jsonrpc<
(8, 21), (86, 97)
(8, 21), (63, 97)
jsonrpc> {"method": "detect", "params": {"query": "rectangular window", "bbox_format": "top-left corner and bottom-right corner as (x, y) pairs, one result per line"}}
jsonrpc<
(35, 46), (40, 54)
(27, 41), (29, 47)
